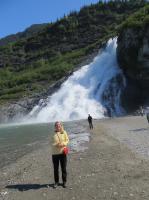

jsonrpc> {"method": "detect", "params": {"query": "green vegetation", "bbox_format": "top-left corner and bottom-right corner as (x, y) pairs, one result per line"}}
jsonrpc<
(0, 47), (88, 101)
(0, 0), (147, 103)
(118, 4), (149, 31)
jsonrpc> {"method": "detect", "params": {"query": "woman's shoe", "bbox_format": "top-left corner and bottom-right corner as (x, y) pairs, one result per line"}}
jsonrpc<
(62, 182), (66, 188)
(53, 182), (59, 189)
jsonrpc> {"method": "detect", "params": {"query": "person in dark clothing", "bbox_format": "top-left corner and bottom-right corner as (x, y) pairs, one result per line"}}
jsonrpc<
(88, 114), (93, 129)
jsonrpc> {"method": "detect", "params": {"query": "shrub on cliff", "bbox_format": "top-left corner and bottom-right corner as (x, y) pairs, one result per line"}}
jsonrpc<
(118, 4), (149, 31)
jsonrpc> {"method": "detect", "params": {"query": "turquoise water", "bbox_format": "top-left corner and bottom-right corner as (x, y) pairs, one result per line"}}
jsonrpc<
(0, 123), (54, 168)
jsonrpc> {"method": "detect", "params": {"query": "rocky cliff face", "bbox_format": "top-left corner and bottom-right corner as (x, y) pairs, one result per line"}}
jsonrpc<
(117, 26), (149, 112)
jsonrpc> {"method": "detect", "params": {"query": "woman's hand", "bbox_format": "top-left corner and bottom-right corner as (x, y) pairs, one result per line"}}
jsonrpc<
(58, 143), (65, 147)
(56, 143), (64, 147)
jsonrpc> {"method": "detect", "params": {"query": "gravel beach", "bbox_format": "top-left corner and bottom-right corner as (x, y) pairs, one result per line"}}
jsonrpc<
(0, 116), (149, 200)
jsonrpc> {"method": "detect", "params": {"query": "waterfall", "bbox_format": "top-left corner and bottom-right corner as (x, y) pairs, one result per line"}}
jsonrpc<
(24, 38), (126, 123)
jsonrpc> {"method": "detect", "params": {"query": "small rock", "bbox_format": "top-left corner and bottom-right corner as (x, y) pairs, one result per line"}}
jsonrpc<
(114, 192), (118, 195)
(0, 191), (8, 196)
(8, 180), (13, 184)
(129, 193), (134, 197)
(43, 193), (46, 197)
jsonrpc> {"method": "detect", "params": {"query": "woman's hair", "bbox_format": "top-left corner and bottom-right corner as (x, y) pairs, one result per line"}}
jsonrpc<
(55, 121), (64, 133)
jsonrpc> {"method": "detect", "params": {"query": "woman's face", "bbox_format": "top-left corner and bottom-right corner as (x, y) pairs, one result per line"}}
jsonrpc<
(55, 122), (62, 132)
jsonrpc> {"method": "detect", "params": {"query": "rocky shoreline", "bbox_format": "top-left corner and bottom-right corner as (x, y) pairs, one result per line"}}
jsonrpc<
(1, 116), (149, 200)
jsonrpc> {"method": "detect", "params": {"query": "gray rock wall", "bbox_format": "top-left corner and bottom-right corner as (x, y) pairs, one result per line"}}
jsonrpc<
(117, 26), (149, 112)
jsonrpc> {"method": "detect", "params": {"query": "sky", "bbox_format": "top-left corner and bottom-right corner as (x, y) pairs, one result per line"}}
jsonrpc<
(0, 0), (106, 39)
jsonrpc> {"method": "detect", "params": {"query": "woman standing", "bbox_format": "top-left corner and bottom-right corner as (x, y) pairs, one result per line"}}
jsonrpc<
(51, 121), (69, 188)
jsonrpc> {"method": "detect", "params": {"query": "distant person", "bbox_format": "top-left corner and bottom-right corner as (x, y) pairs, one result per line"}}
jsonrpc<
(51, 121), (69, 188)
(88, 114), (93, 129)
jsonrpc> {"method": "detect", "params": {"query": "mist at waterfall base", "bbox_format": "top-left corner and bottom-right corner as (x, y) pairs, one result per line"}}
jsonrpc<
(24, 38), (126, 123)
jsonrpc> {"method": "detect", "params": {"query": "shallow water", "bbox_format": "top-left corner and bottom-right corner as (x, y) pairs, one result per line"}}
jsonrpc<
(0, 123), (51, 168)
(0, 121), (90, 168)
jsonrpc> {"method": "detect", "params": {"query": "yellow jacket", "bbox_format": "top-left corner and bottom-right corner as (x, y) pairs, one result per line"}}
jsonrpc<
(51, 131), (69, 155)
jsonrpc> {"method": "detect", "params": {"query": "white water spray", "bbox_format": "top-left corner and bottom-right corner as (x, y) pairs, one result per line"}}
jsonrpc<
(24, 38), (126, 123)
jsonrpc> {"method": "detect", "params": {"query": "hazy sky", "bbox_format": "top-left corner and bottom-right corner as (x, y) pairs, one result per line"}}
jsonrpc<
(0, 0), (105, 39)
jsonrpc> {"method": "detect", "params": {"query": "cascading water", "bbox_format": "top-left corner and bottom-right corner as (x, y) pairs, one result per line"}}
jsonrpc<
(24, 38), (126, 123)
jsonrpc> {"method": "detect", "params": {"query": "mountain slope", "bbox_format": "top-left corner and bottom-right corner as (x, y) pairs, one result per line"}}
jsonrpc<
(0, 0), (147, 104)
(0, 24), (49, 47)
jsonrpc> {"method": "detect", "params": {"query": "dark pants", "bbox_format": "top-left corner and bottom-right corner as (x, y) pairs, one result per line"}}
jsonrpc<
(52, 154), (67, 184)
(88, 121), (93, 129)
